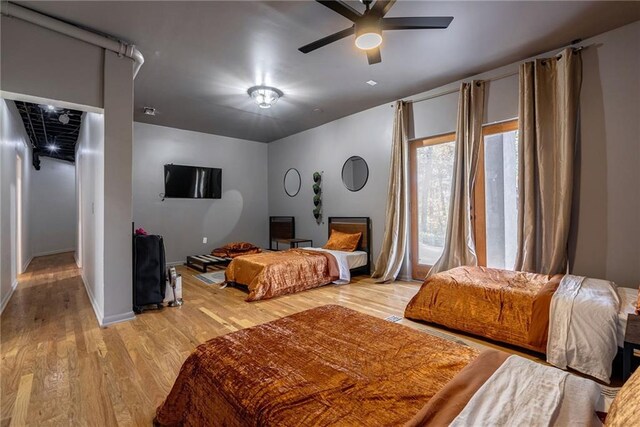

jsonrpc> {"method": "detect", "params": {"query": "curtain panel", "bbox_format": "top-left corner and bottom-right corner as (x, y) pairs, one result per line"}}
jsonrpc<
(514, 48), (583, 275)
(427, 81), (485, 277)
(372, 101), (409, 282)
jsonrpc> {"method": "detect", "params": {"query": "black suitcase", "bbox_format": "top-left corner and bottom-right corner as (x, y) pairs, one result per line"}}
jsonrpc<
(133, 234), (166, 313)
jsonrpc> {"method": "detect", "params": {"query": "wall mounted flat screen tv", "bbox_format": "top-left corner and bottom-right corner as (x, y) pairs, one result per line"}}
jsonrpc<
(164, 164), (222, 199)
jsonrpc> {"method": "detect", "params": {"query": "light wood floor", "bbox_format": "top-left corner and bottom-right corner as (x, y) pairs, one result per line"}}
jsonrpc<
(1, 252), (541, 426)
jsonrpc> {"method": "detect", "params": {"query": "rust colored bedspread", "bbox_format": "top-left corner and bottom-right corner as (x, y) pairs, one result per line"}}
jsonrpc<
(225, 249), (340, 301)
(155, 305), (481, 427)
(404, 266), (563, 353)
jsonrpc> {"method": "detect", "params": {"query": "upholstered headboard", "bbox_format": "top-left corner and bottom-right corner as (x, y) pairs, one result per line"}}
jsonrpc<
(269, 216), (295, 249)
(328, 217), (372, 275)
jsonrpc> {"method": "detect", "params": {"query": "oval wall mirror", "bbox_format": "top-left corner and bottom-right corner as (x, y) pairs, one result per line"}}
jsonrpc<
(284, 168), (301, 197)
(341, 156), (369, 192)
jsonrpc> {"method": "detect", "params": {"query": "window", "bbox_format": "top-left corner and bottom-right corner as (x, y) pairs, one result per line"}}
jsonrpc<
(477, 122), (519, 270)
(410, 120), (519, 279)
(410, 133), (456, 279)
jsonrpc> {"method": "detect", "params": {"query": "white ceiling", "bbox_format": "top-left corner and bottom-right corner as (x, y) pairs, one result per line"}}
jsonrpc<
(17, 1), (640, 142)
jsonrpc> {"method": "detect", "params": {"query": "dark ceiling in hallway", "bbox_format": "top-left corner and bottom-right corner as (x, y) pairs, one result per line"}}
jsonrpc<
(14, 101), (82, 167)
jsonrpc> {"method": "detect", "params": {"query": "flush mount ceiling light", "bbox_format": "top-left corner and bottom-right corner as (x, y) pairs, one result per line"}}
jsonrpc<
(247, 86), (283, 109)
(143, 107), (156, 116)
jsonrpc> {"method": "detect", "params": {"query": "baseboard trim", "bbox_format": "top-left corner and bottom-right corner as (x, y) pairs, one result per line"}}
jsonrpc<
(166, 260), (184, 267)
(32, 248), (76, 258)
(102, 311), (136, 326)
(21, 256), (33, 273)
(79, 269), (104, 326)
(79, 270), (136, 327)
(0, 280), (18, 314)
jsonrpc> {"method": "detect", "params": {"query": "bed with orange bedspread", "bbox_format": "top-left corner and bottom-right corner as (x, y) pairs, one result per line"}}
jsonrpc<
(405, 266), (563, 353)
(225, 249), (340, 301)
(155, 305), (479, 426)
(155, 305), (602, 426)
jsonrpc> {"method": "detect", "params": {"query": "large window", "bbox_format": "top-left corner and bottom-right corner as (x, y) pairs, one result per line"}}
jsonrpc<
(410, 133), (456, 279)
(410, 120), (519, 279)
(475, 121), (519, 270)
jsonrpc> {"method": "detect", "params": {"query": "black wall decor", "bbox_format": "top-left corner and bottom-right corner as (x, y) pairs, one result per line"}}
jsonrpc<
(312, 171), (322, 224)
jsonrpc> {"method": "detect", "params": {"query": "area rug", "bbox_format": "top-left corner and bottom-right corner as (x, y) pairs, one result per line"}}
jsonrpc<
(194, 271), (226, 285)
(385, 315), (468, 346)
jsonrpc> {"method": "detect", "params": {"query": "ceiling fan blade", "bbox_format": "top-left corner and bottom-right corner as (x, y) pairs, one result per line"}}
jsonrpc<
(316, 0), (362, 22)
(299, 27), (355, 54)
(382, 16), (454, 30)
(366, 48), (382, 65)
(370, 0), (396, 17)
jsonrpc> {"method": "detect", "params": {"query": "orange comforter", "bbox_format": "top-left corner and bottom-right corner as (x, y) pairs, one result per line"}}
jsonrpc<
(404, 266), (563, 353)
(225, 249), (340, 301)
(155, 305), (499, 427)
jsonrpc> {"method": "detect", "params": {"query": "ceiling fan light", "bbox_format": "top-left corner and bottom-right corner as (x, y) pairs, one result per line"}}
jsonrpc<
(247, 85), (283, 109)
(355, 32), (382, 50)
(355, 17), (382, 50)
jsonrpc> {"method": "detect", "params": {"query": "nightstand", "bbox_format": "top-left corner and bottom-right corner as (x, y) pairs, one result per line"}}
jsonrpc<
(274, 238), (313, 250)
(623, 313), (640, 381)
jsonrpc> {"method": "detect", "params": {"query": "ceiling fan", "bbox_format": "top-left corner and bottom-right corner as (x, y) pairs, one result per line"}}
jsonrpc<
(299, 0), (453, 65)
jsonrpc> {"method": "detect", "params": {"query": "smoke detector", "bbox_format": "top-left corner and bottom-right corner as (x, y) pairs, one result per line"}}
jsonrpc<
(143, 107), (156, 116)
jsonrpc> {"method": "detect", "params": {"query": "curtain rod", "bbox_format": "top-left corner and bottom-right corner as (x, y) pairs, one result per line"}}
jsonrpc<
(402, 45), (586, 106)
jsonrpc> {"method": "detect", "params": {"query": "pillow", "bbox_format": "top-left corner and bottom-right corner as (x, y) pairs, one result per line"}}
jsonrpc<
(323, 230), (362, 252)
(606, 367), (640, 426)
(226, 242), (257, 251)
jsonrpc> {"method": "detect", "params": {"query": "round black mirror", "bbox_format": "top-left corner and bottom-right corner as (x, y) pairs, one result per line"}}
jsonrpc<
(284, 168), (301, 197)
(341, 156), (369, 192)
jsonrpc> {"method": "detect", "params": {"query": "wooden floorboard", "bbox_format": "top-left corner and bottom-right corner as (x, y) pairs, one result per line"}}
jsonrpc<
(0, 252), (543, 426)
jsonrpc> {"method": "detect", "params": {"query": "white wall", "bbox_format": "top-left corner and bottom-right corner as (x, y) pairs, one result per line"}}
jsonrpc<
(76, 111), (105, 321)
(133, 123), (269, 264)
(29, 157), (76, 257)
(0, 99), (32, 312)
(268, 20), (640, 286)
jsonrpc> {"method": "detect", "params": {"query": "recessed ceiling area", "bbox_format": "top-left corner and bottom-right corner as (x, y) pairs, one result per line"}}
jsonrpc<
(15, 1), (640, 142)
(14, 101), (82, 167)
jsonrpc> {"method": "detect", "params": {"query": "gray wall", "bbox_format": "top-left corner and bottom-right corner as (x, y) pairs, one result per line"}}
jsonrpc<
(101, 50), (134, 323)
(569, 21), (640, 287)
(0, 17), (104, 109)
(133, 122), (269, 264)
(268, 104), (393, 263)
(268, 20), (640, 286)
(29, 157), (77, 257)
(0, 99), (32, 312)
(1, 17), (137, 324)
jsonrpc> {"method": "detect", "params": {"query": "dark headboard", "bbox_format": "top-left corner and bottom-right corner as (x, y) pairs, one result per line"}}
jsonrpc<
(327, 217), (372, 275)
(269, 216), (295, 249)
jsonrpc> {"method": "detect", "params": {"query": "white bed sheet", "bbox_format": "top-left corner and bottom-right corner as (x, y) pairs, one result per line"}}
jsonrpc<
(303, 247), (367, 269)
(617, 286), (639, 347)
(302, 247), (368, 285)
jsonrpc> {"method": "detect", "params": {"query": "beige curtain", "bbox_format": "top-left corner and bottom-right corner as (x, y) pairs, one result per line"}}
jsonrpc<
(427, 81), (485, 277)
(514, 48), (582, 275)
(372, 101), (408, 282)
